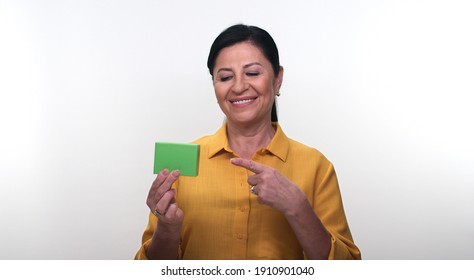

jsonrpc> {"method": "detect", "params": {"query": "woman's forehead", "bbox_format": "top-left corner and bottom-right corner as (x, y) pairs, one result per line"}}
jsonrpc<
(215, 42), (269, 67)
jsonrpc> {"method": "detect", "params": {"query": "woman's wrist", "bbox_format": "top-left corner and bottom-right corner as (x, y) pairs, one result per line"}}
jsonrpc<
(155, 222), (181, 241)
(283, 192), (310, 219)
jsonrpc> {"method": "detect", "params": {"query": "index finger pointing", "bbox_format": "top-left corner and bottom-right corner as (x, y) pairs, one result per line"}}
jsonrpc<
(230, 158), (266, 174)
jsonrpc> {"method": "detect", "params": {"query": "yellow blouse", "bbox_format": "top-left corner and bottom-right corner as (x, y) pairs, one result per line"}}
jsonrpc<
(135, 123), (361, 260)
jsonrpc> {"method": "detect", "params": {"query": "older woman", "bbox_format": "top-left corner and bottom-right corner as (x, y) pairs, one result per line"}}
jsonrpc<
(135, 24), (361, 260)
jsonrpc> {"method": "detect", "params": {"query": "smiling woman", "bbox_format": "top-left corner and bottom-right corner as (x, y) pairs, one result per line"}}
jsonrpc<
(208, 25), (281, 123)
(135, 24), (361, 260)
(212, 42), (282, 137)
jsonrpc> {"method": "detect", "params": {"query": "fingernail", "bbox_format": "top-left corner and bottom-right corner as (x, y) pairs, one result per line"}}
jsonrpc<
(162, 169), (169, 176)
(172, 170), (180, 176)
(230, 158), (236, 163)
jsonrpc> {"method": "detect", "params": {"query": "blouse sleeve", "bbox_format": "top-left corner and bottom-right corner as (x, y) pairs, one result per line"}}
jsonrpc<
(314, 161), (361, 260)
(134, 212), (157, 260)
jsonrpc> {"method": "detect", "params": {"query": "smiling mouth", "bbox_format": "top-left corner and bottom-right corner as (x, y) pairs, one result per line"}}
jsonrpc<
(231, 97), (257, 105)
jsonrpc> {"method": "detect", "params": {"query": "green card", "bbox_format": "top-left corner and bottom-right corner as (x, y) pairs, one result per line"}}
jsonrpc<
(154, 142), (200, 176)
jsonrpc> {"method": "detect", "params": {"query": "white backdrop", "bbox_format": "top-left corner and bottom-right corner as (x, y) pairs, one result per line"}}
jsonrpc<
(1, 0), (473, 259)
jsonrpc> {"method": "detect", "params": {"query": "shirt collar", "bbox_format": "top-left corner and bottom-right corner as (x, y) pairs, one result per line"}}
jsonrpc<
(208, 122), (233, 158)
(207, 122), (289, 162)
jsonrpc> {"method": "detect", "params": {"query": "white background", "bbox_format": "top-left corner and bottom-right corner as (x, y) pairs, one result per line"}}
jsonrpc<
(1, 0), (473, 259)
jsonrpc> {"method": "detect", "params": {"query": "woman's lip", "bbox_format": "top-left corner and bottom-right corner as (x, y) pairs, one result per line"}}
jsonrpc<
(230, 97), (258, 105)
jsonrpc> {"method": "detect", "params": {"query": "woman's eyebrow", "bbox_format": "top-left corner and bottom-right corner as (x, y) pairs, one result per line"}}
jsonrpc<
(216, 62), (262, 73)
(216, 67), (232, 73)
(243, 62), (262, 69)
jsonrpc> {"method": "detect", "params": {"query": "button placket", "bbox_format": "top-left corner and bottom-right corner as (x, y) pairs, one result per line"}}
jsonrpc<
(231, 163), (250, 258)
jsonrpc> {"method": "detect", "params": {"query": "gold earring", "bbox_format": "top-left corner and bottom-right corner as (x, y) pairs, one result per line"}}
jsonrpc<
(276, 92), (280, 96)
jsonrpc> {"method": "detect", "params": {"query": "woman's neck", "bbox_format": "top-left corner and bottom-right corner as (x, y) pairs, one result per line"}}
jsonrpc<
(226, 119), (276, 160)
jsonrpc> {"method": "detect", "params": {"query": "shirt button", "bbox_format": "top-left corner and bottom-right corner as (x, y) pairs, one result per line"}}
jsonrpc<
(240, 207), (246, 212)
(237, 233), (243, 239)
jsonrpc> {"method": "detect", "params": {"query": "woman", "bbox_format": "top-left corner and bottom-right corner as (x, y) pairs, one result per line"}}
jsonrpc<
(135, 24), (361, 260)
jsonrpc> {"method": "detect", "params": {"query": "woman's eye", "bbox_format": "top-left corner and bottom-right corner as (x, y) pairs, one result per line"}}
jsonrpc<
(220, 76), (232, 82)
(246, 72), (260, 77)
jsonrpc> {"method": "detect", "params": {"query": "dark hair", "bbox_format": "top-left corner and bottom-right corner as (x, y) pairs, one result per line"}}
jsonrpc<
(207, 24), (280, 122)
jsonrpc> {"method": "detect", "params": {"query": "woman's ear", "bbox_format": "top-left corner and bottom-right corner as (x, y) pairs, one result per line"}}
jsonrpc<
(275, 66), (284, 94)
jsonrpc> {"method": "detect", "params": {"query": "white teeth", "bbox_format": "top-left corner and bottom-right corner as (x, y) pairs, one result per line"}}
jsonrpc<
(232, 98), (255, 105)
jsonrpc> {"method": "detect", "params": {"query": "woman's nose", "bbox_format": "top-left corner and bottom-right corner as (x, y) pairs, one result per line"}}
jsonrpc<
(231, 76), (249, 94)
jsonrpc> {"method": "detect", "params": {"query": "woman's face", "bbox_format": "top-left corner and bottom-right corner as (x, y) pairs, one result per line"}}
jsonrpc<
(212, 42), (283, 126)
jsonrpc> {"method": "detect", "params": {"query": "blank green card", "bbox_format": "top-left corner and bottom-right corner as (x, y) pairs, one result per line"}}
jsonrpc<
(154, 142), (199, 176)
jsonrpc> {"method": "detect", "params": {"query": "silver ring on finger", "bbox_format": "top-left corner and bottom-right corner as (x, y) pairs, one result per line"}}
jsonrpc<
(154, 209), (164, 216)
(250, 185), (258, 195)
